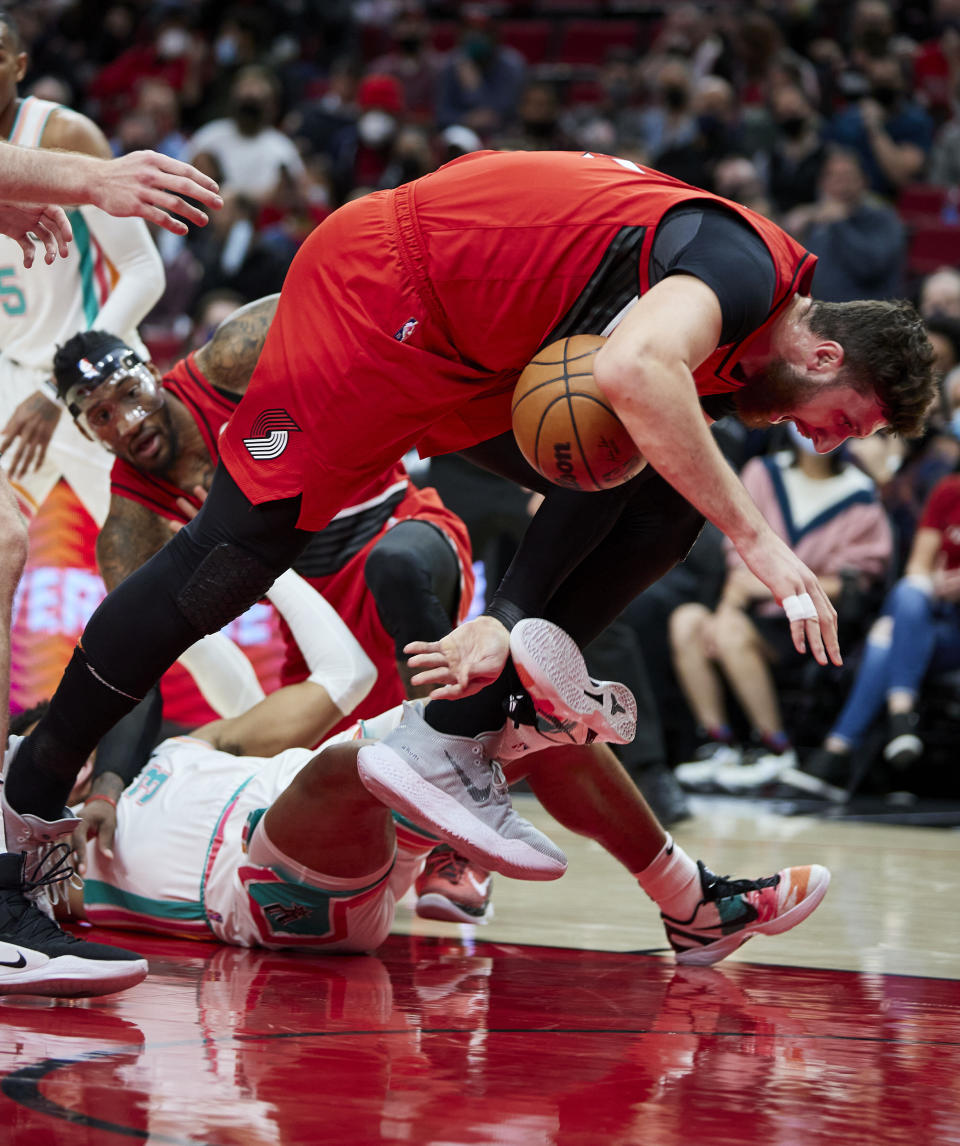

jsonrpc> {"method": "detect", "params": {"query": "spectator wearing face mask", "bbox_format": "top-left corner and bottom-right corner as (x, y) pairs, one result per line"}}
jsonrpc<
(370, 7), (443, 122)
(436, 7), (526, 136)
(672, 422), (892, 796)
(761, 82), (826, 214)
(493, 81), (571, 151)
(187, 65), (306, 204)
(784, 147), (904, 303)
(825, 54), (934, 197)
(328, 73), (405, 200)
(639, 58), (697, 161)
(655, 75), (743, 192)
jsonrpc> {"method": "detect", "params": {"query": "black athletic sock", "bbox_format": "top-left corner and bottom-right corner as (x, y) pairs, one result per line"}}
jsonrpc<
(424, 662), (523, 738)
(5, 647), (142, 820)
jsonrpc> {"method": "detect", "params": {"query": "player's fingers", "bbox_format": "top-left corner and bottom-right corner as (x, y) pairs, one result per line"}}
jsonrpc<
(70, 826), (86, 875)
(406, 651), (451, 670)
(145, 188), (211, 228)
(427, 683), (465, 701)
(8, 437), (29, 480)
(48, 206), (72, 254)
(139, 202), (189, 236)
(151, 159), (222, 202)
(404, 639), (444, 656)
(33, 222), (58, 265)
(409, 666), (455, 688)
(16, 233), (34, 269)
(97, 819), (116, 861)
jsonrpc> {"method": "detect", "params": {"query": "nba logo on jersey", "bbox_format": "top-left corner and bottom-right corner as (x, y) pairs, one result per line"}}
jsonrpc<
(394, 317), (418, 343)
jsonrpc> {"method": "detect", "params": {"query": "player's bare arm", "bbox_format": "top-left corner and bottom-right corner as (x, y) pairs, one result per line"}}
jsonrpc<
(194, 294), (280, 394)
(0, 137), (221, 237)
(592, 275), (840, 666)
(96, 494), (173, 591)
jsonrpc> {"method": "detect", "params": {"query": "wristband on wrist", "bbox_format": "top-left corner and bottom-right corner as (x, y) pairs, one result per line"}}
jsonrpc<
(84, 793), (118, 809)
(485, 596), (527, 632)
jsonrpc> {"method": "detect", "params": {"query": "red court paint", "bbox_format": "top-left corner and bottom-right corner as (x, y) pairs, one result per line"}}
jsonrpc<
(1, 931), (957, 1145)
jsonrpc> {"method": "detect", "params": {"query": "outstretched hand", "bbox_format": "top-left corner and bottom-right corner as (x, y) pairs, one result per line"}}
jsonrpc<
(737, 530), (841, 666)
(405, 615), (511, 700)
(97, 151), (223, 235)
(0, 201), (72, 266)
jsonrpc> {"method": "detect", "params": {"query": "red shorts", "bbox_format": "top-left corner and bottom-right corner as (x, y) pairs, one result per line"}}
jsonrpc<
(219, 185), (515, 531)
(277, 481), (475, 738)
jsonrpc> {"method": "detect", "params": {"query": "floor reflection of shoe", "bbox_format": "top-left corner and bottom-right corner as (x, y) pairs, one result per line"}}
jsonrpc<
(415, 845), (493, 925)
(635, 764), (692, 827)
(357, 702), (567, 881)
(674, 742), (742, 790)
(662, 860), (831, 967)
(0, 849), (148, 997)
(714, 747), (798, 794)
(509, 618), (637, 744)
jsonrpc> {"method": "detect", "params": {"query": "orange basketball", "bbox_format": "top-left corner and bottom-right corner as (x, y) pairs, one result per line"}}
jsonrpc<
(512, 334), (646, 492)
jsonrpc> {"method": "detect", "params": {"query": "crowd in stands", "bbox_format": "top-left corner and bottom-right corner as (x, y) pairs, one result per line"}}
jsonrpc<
(16, 0), (960, 814)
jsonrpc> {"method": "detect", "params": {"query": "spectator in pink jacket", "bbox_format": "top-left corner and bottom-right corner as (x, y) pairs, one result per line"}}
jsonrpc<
(669, 424), (893, 794)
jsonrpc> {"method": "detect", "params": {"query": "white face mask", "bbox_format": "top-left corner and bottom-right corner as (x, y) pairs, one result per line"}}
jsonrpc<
(357, 110), (396, 148)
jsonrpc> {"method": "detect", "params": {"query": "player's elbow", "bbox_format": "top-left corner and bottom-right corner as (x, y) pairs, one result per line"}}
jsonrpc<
(593, 339), (663, 417)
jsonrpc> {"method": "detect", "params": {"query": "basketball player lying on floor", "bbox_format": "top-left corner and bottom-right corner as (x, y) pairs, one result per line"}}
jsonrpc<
(54, 611), (829, 968)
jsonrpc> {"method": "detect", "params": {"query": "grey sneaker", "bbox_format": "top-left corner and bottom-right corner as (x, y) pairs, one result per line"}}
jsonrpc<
(2, 780), (79, 915)
(356, 703), (567, 881)
(509, 618), (637, 744)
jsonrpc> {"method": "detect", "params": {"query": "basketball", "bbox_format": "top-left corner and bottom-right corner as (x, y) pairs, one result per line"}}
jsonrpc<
(511, 334), (646, 492)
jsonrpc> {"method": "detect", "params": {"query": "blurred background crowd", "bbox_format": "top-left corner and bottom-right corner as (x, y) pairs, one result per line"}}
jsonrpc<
(11, 0), (960, 822)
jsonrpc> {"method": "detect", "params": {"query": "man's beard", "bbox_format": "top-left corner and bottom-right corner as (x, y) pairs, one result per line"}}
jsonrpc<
(731, 358), (821, 428)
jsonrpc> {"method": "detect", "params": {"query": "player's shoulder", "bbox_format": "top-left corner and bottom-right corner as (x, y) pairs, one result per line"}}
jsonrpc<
(40, 105), (111, 159)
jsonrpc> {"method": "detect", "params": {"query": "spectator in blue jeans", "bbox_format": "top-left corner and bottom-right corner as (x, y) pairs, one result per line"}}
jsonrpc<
(784, 472), (960, 799)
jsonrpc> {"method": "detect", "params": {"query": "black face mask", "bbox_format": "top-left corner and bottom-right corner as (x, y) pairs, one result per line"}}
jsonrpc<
(234, 98), (267, 130)
(523, 118), (557, 140)
(661, 85), (688, 111)
(778, 114), (807, 139)
(871, 85), (900, 109)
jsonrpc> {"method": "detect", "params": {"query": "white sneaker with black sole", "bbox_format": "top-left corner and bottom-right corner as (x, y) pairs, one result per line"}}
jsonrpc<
(675, 742), (742, 790)
(357, 702), (567, 881)
(508, 618), (637, 745)
(0, 848), (148, 997)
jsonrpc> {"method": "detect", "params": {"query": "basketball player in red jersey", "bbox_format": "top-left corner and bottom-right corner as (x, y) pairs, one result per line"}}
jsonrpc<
(8, 153), (935, 914)
(52, 295), (474, 736)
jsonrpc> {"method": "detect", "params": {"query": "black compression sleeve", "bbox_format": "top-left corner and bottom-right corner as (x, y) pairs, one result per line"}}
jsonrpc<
(649, 204), (777, 344)
(91, 683), (164, 787)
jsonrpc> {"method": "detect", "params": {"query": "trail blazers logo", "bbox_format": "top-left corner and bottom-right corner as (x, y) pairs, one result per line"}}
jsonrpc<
(243, 409), (302, 460)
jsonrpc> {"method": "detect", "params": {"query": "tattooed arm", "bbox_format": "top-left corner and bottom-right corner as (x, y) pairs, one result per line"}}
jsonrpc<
(96, 494), (173, 591)
(193, 293), (280, 395)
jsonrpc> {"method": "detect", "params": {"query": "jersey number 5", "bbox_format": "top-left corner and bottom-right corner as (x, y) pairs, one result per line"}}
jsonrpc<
(0, 267), (26, 316)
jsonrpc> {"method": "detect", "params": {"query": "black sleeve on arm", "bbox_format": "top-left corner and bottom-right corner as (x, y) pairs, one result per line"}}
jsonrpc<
(91, 683), (164, 787)
(649, 204), (778, 345)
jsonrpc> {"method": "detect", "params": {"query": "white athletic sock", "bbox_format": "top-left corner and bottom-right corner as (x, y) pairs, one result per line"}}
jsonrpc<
(266, 570), (376, 716)
(633, 834), (703, 920)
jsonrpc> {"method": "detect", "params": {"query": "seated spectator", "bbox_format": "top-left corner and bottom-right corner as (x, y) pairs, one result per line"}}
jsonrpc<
(435, 7), (526, 136)
(671, 424), (892, 794)
(369, 6), (443, 123)
(326, 73), (407, 200)
(656, 75), (743, 192)
(188, 65), (307, 205)
(912, 1), (960, 126)
(494, 81), (571, 152)
(920, 266), (960, 319)
(761, 82), (826, 214)
(783, 471), (960, 798)
(133, 78), (187, 161)
(824, 53), (934, 197)
(190, 190), (292, 303)
(784, 147), (904, 302)
(713, 155), (773, 217)
(638, 58), (697, 161)
(284, 57), (363, 167)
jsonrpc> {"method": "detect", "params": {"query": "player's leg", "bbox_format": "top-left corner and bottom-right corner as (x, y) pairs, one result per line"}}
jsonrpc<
(4, 464), (311, 827)
(519, 742), (831, 967)
(0, 473), (27, 749)
(256, 743), (396, 879)
(364, 519), (462, 698)
(244, 742), (432, 952)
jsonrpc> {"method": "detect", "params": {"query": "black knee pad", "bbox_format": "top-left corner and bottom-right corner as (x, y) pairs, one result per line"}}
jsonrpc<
(175, 542), (281, 634)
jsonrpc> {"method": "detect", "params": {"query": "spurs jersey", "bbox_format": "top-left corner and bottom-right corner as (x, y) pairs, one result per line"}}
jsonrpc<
(76, 711), (431, 951)
(0, 97), (163, 522)
(0, 97), (157, 369)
